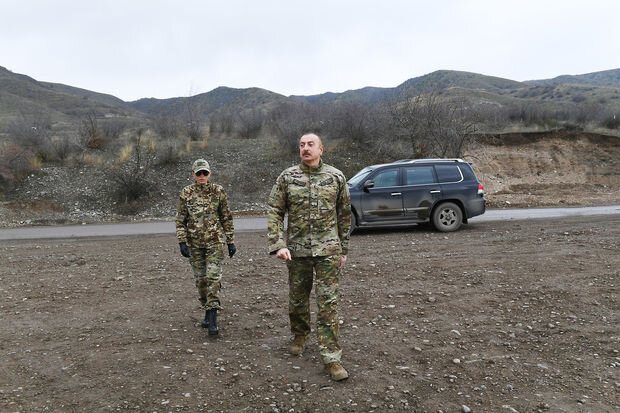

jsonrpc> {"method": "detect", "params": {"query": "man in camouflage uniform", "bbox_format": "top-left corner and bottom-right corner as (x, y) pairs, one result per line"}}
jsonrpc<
(176, 158), (236, 336)
(268, 133), (351, 381)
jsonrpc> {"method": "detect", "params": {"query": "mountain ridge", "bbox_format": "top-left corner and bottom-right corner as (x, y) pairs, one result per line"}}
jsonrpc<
(1, 65), (619, 130)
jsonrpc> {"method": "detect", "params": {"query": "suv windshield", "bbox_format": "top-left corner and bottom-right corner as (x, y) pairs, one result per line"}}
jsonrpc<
(347, 167), (373, 187)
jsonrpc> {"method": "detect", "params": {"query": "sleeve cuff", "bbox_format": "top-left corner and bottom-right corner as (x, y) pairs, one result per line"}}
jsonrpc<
(269, 240), (287, 255)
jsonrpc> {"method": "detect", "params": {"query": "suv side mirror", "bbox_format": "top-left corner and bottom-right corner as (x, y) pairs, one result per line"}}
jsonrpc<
(363, 180), (374, 191)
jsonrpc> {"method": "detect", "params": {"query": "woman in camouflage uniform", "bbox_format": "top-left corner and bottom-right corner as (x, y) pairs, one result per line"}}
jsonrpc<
(176, 158), (236, 336)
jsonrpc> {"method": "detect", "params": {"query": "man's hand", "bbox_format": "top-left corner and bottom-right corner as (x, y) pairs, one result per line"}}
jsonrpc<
(276, 248), (292, 261)
(179, 242), (190, 258)
(227, 243), (237, 258)
(340, 255), (347, 268)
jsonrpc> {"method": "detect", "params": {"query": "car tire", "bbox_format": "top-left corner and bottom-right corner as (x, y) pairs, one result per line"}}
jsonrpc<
(432, 202), (463, 232)
(350, 213), (358, 234)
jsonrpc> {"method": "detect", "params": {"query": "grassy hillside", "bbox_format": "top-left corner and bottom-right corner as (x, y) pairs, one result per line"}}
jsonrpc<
(0, 66), (144, 134)
(526, 68), (620, 88)
(129, 86), (290, 117)
(395, 70), (523, 96)
(2, 64), (619, 134)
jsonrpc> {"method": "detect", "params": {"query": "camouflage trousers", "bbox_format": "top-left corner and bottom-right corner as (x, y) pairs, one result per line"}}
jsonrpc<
(287, 255), (342, 364)
(188, 244), (224, 311)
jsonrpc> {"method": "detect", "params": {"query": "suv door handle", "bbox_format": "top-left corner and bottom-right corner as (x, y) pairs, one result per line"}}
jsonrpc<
(430, 190), (441, 194)
(391, 192), (402, 196)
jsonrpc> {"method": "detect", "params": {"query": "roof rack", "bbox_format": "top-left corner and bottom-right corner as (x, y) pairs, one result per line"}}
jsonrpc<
(399, 158), (464, 164)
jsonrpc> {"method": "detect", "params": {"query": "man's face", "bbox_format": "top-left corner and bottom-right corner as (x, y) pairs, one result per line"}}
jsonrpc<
(299, 134), (323, 166)
(192, 170), (210, 184)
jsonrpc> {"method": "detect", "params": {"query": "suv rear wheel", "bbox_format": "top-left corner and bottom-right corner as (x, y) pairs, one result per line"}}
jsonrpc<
(432, 202), (463, 232)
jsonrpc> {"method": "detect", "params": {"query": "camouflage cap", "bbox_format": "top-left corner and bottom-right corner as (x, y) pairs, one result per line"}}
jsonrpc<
(192, 158), (211, 173)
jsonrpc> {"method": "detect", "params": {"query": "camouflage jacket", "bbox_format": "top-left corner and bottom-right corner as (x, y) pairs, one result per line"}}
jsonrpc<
(268, 160), (351, 257)
(176, 182), (234, 247)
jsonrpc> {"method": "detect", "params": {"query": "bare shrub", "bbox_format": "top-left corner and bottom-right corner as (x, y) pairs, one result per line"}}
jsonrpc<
(329, 103), (381, 144)
(602, 114), (620, 129)
(267, 102), (324, 154)
(237, 109), (264, 139)
(48, 136), (77, 164)
(78, 111), (104, 149)
(5, 111), (53, 159)
(183, 95), (204, 141)
(0, 142), (36, 192)
(388, 92), (482, 158)
(209, 110), (235, 136)
(106, 129), (157, 212)
(152, 112), (180, 140)
(155, 139), (183, 166)
(101, 118), (127, 141)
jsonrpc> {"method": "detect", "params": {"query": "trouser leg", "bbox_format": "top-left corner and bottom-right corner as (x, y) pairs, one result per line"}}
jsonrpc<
(189, 245), (224, 311)
(287, 257), (314, 337)
(315, 255), (342, 364)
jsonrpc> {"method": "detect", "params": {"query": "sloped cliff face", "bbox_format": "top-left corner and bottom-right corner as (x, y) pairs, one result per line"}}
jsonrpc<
(469, 131), (619, 208)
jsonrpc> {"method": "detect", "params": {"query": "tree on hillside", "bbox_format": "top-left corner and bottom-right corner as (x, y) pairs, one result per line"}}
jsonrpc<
(183, 95), (203, 141)
(237, 109), (264, 139)
(208, 110), (235, 136)
(78, 110), (103, 149)
(389, 94), (429, 157)
(152, 111), (180, 140)
(330, 103), (381, 145)
(423, 95), (481, 157)
(101, 118), (127, 141)
(389, 92), (481, 158)
(267, 102), (324, 154)
(5, 111), (52, 152)
(107, 128), (157, 212)
(0, 142), (34, 192)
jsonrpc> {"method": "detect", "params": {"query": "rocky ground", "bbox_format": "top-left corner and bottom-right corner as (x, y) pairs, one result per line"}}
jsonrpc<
(1, 214), (618, 412)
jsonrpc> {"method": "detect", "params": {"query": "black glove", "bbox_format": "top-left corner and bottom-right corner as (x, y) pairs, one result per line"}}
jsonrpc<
(179, 242), (190, 258)
(227, 243), (237, 258)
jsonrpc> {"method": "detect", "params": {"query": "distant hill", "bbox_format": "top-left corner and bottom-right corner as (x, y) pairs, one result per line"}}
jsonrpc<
(526, 68), (620, 88)
(0, 65), (143, 131)
(129, 86), (290, 118)
(1, 65), (619, 135)
(291, 86), (393, 105)
(40, 82), (129, 108)
(395, 70), (523, 95)
(291, 70), (524, 105)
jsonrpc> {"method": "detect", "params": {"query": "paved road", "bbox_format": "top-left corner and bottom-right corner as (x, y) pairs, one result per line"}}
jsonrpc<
(0, 205), (618, 241)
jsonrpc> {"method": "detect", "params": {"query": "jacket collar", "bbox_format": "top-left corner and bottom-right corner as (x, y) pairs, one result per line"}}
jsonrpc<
(300, 159), (323, 174)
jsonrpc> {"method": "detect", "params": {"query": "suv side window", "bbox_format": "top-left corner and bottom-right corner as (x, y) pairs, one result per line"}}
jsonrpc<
(372, 168), (399, 188)
(404, 166), (436, 185)
(435, 164), (463, 183)
(459, 163), (476, 181)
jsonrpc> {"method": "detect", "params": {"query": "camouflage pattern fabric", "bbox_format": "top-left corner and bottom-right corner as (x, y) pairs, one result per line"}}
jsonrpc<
(267, 160), (351, 257)
(268, 159), (351, 364)
(189, 245), (224, 310)
(287, 255), (342, 364)
(176, 182), (234, 247)
(176, 182), (233, 311)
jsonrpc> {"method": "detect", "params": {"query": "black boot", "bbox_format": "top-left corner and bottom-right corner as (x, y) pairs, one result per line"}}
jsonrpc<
(207, 308), (218, 336)
(201, 310), (209, 328)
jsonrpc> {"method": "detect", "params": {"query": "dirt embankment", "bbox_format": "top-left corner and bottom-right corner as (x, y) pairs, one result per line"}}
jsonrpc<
(1, 215), (618, 412)
(470, 132), (619, 208)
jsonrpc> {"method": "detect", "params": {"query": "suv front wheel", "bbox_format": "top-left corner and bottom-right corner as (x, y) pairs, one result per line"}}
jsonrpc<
(432, 202), (463, 232)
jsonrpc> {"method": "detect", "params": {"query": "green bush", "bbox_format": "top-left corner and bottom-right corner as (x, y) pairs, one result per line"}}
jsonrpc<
(602, 115), (620, 129)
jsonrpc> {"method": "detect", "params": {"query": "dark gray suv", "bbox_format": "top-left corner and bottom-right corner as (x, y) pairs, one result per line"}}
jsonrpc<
(348, 159), (486, 232)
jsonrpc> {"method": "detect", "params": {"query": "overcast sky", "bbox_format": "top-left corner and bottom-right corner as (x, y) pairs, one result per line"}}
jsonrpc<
(1, 0), (619, 102)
